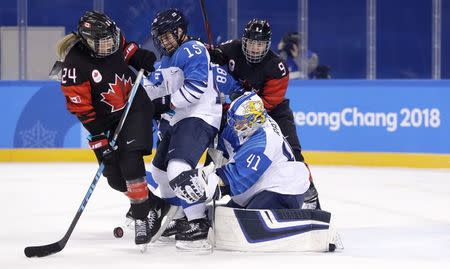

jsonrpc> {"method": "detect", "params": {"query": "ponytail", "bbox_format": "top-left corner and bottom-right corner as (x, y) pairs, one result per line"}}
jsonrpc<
(56, 33), (79, 60)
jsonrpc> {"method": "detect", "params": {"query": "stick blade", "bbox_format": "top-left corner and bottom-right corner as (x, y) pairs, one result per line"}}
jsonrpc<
(24, 242), (63, 258)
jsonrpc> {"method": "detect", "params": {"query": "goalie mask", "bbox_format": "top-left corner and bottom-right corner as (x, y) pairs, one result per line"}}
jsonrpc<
(77, 11), (120, 58)
(242, 19), (272, 63)
(151, 8), (188, 56)
(227, 92), (267, 139)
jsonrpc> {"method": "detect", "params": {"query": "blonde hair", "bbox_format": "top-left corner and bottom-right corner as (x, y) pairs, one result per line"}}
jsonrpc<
(56, 33), (80, 60)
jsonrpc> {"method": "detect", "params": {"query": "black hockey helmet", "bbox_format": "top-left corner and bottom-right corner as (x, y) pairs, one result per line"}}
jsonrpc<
(77, 11), (120, 58)
(151, 8), (188, 56)
(242, 19), (272, 63)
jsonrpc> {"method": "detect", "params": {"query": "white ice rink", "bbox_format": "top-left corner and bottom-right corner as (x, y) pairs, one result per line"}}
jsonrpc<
(1, 163), (450, 269)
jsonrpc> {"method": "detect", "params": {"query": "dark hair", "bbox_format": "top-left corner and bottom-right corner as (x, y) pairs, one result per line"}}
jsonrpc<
(281, 32), (300, 58)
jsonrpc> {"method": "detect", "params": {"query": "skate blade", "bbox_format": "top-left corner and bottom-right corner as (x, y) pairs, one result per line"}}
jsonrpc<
(125, 218), (135, 230)
(332, 231), (344, 250)
(138, 243), (149, 253)
(207, 227), (215, 253)
(115, 217), (134, 234)
(150, 205), (179, 243)
(175, 239), (212, 253)
(157, 236), (176, 244)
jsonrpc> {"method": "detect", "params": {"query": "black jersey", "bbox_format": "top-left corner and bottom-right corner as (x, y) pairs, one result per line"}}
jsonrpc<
(61, 36), (151, 135)
(212, 40), (289, 111)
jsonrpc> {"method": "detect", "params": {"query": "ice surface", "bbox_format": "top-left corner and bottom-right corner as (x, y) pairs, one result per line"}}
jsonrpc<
(1, 163), (449, 268)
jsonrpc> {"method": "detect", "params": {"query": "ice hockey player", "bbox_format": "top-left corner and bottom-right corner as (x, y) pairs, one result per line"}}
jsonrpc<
(168, 92), (345, 253)
(142, 8), (222, 251)
(208, 18), (321, 210)
(57, 11), (176, 247)
(170, 91), (310, 208)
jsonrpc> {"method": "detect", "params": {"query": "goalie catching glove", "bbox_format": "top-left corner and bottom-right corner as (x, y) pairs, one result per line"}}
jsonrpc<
(169, 163), (222, 204)
(142, 67), (185, 100)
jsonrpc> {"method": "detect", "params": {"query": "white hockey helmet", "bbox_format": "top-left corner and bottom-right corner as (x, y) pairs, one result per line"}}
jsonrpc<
(227, 92), (267, 138)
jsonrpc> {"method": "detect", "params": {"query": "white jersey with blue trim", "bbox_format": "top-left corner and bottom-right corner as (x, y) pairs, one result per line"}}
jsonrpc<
(150, 40), (222, 129)
(216, 116), (310, 207)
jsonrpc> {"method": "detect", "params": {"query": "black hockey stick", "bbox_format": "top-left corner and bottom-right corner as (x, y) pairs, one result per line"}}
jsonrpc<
(24, 69), (146, 258)
(199, 0), (213, 47)
(199, 0), (218, 252)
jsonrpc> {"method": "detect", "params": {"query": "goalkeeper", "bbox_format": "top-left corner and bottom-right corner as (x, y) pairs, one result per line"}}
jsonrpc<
(169, 92), (310, 209)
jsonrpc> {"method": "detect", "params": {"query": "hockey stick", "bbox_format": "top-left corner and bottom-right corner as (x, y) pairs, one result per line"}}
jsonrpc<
(209, 139), (218, 252)
(24, 69), (146, 258)
(199, 0), (213, 47)
(199, 0), (218, 251)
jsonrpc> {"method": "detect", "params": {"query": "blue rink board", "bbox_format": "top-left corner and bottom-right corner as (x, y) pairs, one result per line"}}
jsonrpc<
(2, 80), (449, 154)
(286, 80), (450, 154)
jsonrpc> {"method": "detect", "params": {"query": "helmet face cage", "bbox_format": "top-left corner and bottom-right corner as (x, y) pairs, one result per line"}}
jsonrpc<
(242, 19), (272, 63)
(242, 37), (271, 63)
(78, 11), (120, 58)
(227, 92), (267, 138)
(151, 9), (188, 56)
(152, 28), (180, 56)
(85, 29), (120, 57)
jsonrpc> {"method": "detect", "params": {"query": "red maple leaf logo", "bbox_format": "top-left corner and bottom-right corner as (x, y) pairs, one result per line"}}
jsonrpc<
(101, 74), (133, 112)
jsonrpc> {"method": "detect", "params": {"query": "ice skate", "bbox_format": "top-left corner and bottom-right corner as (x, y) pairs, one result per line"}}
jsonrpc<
(159, 216), (190, 243)
(134, 217), (152, 252)
(302, 182), (321, 210)
(175, 217), (212, 252)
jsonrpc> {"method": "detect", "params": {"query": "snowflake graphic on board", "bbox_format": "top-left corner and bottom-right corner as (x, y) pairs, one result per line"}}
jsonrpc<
(20, 121), (57, 148)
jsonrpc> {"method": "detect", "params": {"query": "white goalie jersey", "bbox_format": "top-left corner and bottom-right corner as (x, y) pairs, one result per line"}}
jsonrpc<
(216, 116), (310, 207)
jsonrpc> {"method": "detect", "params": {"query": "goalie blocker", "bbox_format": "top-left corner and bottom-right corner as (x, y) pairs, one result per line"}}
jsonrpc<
(210, 206), (341, 252)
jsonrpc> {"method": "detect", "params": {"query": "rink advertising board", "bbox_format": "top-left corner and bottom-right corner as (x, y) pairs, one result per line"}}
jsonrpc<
(1, 80), (449, 167)
(287, 80), (450, 167)
(287, 80), (450, 154)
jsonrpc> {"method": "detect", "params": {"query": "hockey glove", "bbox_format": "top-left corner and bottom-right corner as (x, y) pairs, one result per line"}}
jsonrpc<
(142, 67), (185, 100)
(88, 133), (116, 164)
(169, 163), (221, 204)
(152, 96), (172, 117)
(124, 42), (156, 75)
(208, 47), (227, 65)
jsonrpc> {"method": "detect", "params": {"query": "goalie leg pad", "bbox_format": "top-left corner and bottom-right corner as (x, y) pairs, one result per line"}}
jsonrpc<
(245, 190), (305, 209)
(214, 207), (339, 252)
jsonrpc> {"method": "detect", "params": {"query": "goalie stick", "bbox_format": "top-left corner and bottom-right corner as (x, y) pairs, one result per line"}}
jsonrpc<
(199, 0), (219, 252)
(208, 138), (219, 252)
(24, 69), (146, 258)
